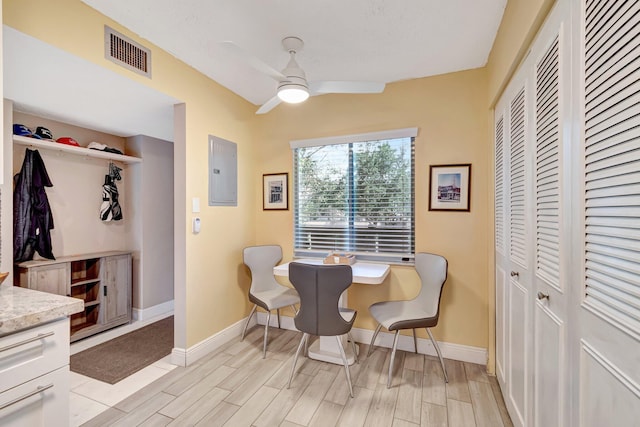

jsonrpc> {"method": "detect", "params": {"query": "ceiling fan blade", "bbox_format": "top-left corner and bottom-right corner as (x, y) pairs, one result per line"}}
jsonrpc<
(309, 81), (385, 95)
(220, 41), (285, 81)
(256, 95), (282, 114)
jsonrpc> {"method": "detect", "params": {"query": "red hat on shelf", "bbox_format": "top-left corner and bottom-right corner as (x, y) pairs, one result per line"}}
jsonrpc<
(56, 137), (80, 147)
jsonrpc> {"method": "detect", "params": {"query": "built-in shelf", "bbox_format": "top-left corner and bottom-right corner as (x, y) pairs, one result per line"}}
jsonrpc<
(71, 278), (100, 288)
(13, 135), (142, 164)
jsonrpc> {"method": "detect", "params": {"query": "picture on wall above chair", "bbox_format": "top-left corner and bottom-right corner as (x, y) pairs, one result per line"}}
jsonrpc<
(263, 172), (289, 210)
(428, 163), (471, 211)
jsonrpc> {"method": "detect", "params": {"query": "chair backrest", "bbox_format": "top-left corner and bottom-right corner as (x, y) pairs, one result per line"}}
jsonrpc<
(414, 252), (448, 320)
(243, 245), (283, 294)
(289, 262), (355, 337)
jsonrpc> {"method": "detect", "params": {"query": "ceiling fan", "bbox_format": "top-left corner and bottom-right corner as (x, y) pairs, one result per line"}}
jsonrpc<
(222, 36), (386, 114)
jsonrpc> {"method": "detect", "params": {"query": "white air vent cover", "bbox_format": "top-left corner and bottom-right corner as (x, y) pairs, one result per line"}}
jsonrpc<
(105, 26), (151, 78)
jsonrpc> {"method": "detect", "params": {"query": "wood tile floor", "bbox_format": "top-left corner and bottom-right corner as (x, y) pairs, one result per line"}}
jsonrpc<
(82, 326), (513, 427)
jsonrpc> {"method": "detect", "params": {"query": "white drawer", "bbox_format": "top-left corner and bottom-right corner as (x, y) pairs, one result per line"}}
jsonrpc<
(0, 365), (69, 427)
(0, 319), (69, 393)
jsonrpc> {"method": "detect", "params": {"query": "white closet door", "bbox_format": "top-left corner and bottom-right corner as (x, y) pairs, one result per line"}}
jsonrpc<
(495, 3), (570, 426)
(495, 113), (508, 386)
(531, 1), (571, 425)
(495, 77), (534, 427)
(578, 0), (640, 425)
(507, 84), (532, 427)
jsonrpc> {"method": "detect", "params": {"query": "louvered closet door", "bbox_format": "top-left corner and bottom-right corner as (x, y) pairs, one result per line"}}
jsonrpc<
(530, 2), (571, 425)
(494, 112), (508, 388)
(506, 83), (532, 427)
(578, 0), (640, 424)
(495, 3), (572, 426)
(495, 76), (534, 427)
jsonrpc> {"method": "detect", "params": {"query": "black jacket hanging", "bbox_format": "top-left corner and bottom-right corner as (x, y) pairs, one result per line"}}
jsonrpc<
(14, 148), (55, 262)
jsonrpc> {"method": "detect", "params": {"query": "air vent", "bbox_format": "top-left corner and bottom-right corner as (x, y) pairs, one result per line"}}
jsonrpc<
(105, 26), (151, 78)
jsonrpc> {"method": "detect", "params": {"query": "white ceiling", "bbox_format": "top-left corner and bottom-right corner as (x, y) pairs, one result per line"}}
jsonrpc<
(82, 0), (506, 107)
(3, 26), (179, 141)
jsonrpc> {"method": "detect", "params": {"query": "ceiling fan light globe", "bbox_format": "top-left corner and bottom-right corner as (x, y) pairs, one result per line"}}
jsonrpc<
(277, 85), (310, 103)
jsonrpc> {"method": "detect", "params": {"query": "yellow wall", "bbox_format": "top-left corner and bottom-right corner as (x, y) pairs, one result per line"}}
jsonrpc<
(254, 69), (491, 349)
(4, 0), (257, 347)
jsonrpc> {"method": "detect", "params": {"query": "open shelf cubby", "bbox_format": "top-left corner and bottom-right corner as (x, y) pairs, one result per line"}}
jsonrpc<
(70, 303), (100, 335)
(71, 258), (100, 284)
(70, 280), (100, 304)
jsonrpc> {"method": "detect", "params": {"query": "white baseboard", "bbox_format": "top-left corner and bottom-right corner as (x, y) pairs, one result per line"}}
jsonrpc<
(170, 310), (487, 368)
(133, 300), (175, 322)
(256, 312), (487, 365)
(171, 315), (256, 367)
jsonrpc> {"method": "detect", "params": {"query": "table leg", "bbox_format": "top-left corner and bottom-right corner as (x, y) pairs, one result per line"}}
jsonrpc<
(306, 290), (358, 365)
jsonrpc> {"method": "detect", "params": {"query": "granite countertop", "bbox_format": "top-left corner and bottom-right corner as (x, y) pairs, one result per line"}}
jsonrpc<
(0, 285), (84, 336)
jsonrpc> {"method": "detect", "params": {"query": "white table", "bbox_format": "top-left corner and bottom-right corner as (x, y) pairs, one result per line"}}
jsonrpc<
(274, 258), (390, 365)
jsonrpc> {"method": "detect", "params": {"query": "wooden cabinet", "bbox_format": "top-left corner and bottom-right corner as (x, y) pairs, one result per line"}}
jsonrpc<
(0, 319), (71, 426)
(15, 251), (132, 342)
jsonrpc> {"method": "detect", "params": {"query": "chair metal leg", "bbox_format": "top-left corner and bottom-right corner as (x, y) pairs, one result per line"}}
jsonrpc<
(427, 328), (448, 383)
(336, 336), (354, 398)
(367, 324), (383, 357)
(387, 330), (400, 388)
(412, 329), (418, 353)
(263, 311), (271, 359)
(288, 333), (308, 389)
(277, 309), (281, 329)
(291, 304), (298, 316)
(241, 304), (257, 341)
(289, 333), (307, 385)
(347, 332), (359, 364)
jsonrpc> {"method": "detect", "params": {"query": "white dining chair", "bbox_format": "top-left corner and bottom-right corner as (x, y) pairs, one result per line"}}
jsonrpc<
(242, 245), (300, 358)
(367, 252), (449, 387)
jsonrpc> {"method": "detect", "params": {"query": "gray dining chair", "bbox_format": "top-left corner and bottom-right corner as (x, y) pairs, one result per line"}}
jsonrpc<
(367, 252), (449, 388)
(287, 262), (358, 397)
(242, 245), (300, 358)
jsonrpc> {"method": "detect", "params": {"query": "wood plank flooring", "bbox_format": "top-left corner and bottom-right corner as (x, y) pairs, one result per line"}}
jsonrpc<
(82, 326), (513, 427)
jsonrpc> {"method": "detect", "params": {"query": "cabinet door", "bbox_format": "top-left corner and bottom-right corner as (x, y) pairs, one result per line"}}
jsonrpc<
(0, 365), (69, 427)
(102, 254), (131, 324)
(26, 264), (70, 296)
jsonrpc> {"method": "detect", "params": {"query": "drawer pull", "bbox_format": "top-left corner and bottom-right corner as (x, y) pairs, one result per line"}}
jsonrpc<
(0, 383), (53, 411)
(0, 331), (55, 353)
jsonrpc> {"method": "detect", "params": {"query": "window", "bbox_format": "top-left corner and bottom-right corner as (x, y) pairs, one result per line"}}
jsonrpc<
(291, 128), (416, 262)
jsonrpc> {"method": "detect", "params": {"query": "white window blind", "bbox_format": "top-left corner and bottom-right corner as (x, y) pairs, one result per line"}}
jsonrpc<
(496, 114), (505, 254)
(293, 135), (415, 261)
(584, 0), (640, 330)
(510, 87), (528, 267)
(536, 36), (561, 288)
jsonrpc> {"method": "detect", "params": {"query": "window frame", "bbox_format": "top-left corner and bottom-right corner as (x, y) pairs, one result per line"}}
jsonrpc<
(290, 128), (417, 263)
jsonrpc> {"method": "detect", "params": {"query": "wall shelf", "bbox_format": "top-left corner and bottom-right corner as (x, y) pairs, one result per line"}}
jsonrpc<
(13, 135), (142, 164)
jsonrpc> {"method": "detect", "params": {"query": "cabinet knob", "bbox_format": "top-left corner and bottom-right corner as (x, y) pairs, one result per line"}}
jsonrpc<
(510, 271), (519, 278)
(537, 292), (549, 301)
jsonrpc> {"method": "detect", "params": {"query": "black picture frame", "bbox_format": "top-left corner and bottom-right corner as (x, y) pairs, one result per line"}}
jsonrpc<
(263, 173), (289, 210)
(428, 164), (471, 212)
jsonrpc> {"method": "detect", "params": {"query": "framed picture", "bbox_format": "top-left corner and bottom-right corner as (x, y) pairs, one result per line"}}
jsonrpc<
(263, 173), (289, 210)
(429, 164), (471, 211)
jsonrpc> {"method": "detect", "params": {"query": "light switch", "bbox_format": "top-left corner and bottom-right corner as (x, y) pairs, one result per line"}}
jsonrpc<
(192, 197), (200, 213)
